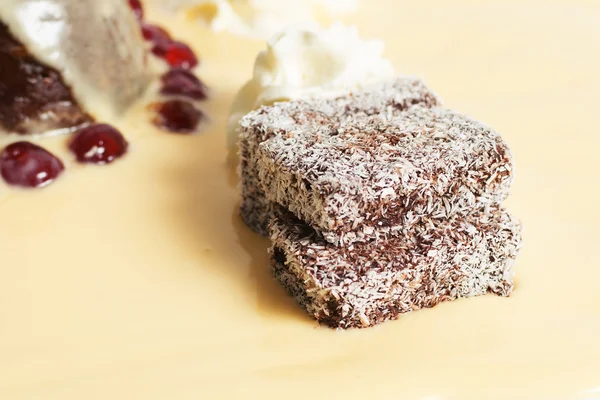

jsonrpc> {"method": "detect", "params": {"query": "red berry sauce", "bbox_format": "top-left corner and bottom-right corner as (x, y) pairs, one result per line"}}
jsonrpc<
(69, 124), (129, 165)
(0, 141), (64, 188)
(159, 41), (199, 70)
(160, 68), (208, 100)
(128, 0), (144, 21)
(152, 100), (204, 133)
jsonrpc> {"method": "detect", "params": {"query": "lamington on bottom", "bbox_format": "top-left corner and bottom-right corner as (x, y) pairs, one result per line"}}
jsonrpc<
(239, 77), (441, 236)
(270, 207), (522, 329)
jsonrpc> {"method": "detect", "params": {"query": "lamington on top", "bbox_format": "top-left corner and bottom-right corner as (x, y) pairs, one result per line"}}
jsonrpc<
(257, 106), (513, 245)
(238, 77), (442, 236)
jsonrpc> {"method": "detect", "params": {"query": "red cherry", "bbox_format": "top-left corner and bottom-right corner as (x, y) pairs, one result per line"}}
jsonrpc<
(128, 0), (144, 21)
(69, 124), (129, 165)
(152, 100), (204, 133)
(151, 44), (168, 57)
(0, 141), (64, 188)
(141, 24), (172, 50)
(158, 41), (198, 69)
(160, 68), (208, 100)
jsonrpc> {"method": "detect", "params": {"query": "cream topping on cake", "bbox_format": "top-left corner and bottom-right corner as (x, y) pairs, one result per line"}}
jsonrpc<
(227, 22), (395, 153)
(0, 0), (152, 126)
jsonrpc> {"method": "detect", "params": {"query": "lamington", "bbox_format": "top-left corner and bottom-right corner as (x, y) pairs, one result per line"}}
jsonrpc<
(270, 207), (522, 329)
(238, 77), (441, 236)
(257, 107), (513, 245)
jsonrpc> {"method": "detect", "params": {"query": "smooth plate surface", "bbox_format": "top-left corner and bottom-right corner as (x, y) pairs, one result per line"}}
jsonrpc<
(0, 0), (599, 399)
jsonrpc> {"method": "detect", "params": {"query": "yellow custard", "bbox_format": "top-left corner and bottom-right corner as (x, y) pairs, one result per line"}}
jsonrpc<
(1, 0), (599, 399)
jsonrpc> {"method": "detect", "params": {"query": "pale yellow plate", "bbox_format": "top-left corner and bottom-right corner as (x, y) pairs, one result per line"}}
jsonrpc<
(0, 0), (599, 399)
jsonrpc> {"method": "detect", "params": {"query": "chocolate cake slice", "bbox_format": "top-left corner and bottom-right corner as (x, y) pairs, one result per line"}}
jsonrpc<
(257, 107), (513, 245)
(0, 22), (91, 134)
(0, 0), (150, 135)
(239, 77), (441, 236)
(270, 207), (522, 329)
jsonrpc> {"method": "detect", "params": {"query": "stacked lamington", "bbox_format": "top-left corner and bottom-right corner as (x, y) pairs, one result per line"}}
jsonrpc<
(238, 77), (522, 329)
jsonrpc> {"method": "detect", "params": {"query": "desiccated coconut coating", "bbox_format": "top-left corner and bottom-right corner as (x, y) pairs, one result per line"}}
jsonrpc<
(239, 138), (277, 236)
(238, 77), (441, 235)
(270, 206), (522, 329)
(257, 106), (513, 245)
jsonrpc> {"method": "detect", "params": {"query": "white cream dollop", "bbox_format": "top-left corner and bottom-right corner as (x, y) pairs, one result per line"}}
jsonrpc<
(227, 22), (395, 154)
(252, 22), (395, 103)
(159, 0), (359, 39)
